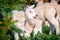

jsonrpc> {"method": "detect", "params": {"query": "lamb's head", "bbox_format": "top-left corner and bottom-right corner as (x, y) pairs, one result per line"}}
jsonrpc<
(25, 5), (37, 19)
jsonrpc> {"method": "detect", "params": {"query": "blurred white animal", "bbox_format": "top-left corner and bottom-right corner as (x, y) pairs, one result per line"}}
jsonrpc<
(12, 10), (26, 32)
(34, 3), (60, 35)
(25, 5), (36, 37)
(25, 5), (43, 37)
(12, 10), (26, 40)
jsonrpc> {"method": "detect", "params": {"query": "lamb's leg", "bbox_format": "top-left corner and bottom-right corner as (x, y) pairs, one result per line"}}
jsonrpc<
(33, 20), (43, 36)
(24, 21), (33, 38)
(14, 32), (19, 40)
(48, 18), (60, 35)
(45, 7), (60, 35)
(49, 24), (55, 35)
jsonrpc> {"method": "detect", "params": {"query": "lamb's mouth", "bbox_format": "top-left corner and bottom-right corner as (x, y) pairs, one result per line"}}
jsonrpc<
(33, 16), (37, 19)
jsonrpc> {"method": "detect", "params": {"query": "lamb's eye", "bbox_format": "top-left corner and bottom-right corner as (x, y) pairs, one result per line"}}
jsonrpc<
(36, 15), (38, 16)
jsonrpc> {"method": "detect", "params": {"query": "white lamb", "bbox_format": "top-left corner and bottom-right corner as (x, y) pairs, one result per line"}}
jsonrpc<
(34, 3), (60, 35)
(25, 5), (43, 37)
(12, 10), (26, 40)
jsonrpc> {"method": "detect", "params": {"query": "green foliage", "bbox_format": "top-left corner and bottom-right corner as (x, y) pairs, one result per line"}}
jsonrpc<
(0, 27), (10, 40)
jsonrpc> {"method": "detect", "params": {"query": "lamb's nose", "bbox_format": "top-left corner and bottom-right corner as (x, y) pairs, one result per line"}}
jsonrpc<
(33, 16), (36, 18)
(24, 31), (26, 33)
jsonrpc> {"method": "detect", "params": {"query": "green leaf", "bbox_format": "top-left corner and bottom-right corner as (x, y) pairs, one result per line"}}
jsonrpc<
(10, 25), (23, 34)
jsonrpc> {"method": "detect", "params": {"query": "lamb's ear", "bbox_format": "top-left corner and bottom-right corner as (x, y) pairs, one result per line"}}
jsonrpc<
(28, 5), (35, 8)
(30, 5), (35, 8)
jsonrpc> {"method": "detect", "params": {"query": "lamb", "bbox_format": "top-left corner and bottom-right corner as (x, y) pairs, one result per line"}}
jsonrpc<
(12, 10), (26, 40)
(25, 5), (43, 36)
(11, 5), (38, 39)
(12, 10), (26, 32)
(34, 0), (60, 35)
